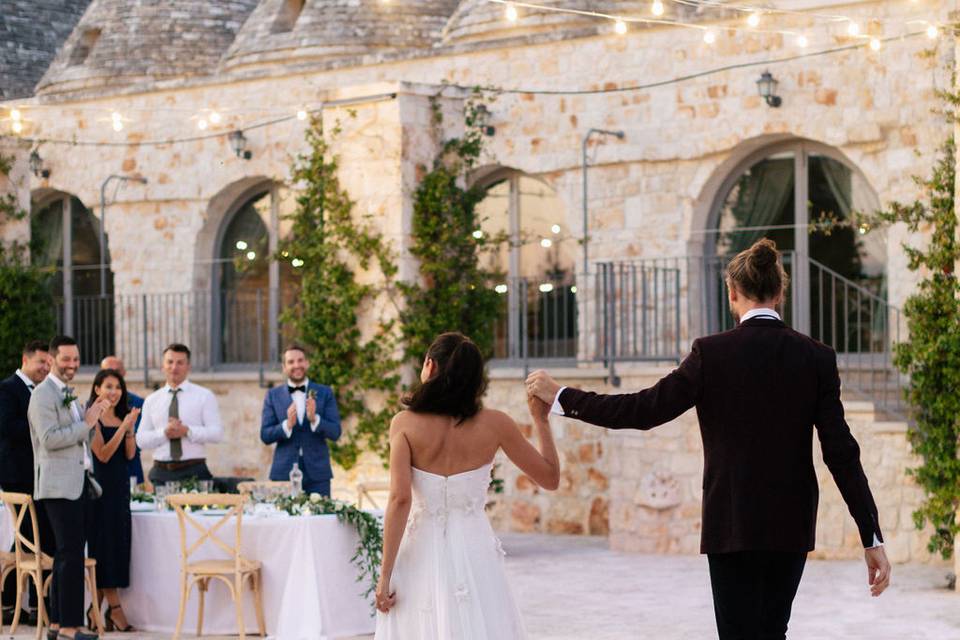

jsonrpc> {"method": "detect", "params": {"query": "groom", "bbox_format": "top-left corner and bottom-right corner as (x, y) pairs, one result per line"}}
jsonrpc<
(526, 239), (890, 639)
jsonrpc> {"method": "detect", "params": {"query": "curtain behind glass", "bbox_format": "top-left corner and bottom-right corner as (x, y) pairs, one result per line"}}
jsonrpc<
(718, 157), (794, 256)
(30, 199), (65, 297)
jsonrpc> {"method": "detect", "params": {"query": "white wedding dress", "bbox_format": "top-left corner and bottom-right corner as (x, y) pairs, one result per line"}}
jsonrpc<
(375, 462), (527, 639)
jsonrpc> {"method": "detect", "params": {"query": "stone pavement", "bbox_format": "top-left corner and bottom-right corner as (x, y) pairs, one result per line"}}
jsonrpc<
(5, 533), (958, 639)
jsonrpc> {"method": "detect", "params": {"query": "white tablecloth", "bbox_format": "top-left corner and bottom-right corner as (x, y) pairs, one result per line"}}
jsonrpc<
(122, 511), (376, 640)
(0, 506), (12, 552)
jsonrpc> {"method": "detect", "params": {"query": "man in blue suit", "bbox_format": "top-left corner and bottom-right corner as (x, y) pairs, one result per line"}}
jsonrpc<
(101, 356), (144, 485)
(260, 345), (341, 496)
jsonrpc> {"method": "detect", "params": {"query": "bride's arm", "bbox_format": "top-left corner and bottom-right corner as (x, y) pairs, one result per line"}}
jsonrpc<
(497, 397), (560, 490)
(376, 415), (413, 613)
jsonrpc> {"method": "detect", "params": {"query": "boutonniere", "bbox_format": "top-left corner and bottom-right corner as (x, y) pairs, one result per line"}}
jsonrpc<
(308, 389), (317, 401)
(62, 387), (77, 408)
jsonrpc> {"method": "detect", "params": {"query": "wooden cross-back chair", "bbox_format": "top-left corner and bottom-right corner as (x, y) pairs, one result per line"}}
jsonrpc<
(0, 491), (103, 639)
(166, 493), (265, 639)
(356, 481), (390, 509)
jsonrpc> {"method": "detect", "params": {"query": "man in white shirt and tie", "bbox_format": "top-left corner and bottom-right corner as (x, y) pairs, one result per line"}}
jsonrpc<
(137, 343), (223, 485)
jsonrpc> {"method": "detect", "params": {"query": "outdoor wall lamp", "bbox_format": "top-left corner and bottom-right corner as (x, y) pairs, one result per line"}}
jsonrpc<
(229, 130), (252, 160)
(29, 149), (50, 178)
(757, 71), (782, 108)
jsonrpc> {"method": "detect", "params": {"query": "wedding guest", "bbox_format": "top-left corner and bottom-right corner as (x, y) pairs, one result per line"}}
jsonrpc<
(28, 335), (110, 640)
(99, 356), (144, 486)
(260, 345), (341, 496)
(137, 344), (223, 485)
(0, 340), (54, 626)
(85, 369), (139, 632)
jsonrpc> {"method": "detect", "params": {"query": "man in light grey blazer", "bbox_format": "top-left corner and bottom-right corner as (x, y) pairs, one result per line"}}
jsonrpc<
(28, 336), (108, 640)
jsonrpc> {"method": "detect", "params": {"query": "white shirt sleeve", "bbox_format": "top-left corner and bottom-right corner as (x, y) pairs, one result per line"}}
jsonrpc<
(550, 387), (567, 416)
(136, 394), (169, 450)
(867, 534), (883, 549)
(282, 419), (294, 439)
(184, 389), (224, 444)
(309, 414), (321, 432)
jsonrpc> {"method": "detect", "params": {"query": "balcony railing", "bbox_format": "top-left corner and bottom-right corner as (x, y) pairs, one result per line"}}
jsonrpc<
(57, 256), (907, 417)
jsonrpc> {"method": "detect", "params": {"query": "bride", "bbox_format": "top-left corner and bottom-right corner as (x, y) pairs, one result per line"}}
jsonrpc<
(374, 332), (560, 639)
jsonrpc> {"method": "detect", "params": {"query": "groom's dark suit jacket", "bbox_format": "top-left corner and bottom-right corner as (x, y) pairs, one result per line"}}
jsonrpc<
(559, 316), (882, 554)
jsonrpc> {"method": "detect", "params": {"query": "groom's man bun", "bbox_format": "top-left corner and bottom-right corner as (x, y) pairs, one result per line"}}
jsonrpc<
(725, 238), (789, 302)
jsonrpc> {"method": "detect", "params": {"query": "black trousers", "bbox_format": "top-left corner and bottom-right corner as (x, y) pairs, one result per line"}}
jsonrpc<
(148, 459), (213, 485)
(42, 495), (88, 628)
(707, 550), (807, 640)
(0, 481), (54, 611)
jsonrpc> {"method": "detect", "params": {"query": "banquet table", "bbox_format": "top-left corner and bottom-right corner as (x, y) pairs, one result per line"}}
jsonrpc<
(122, 508), (377, 640)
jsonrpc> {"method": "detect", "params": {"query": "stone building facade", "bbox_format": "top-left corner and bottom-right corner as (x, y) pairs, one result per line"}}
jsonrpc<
(0, 0), (952, 565)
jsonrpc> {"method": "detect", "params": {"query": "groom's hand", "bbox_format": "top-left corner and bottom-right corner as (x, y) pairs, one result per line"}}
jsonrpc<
(865, 546), (891, 597)
(526, 370), (561, 404)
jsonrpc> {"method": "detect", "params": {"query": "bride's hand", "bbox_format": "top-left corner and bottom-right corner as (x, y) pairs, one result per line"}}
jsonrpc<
(375, 580), (396, 613)
(527, 393), (550, 424)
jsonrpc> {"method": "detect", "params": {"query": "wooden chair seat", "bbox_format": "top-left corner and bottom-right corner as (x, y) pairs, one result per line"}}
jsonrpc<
(18, 555), (96, 572)
(187, 558), (261, 575)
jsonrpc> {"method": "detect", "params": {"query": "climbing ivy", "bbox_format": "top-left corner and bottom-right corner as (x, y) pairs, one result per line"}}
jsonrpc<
(280, 117), (401, 469)
(399, 89), (506, 366)
(867, 137), (960, 558)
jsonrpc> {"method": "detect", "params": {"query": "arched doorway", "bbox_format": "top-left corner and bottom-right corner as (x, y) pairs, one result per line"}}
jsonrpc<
(212, 184), (299, 366)
(474, 169), (577, 362)
(31, 191), (114, 365)
(705, 139), (886, 352)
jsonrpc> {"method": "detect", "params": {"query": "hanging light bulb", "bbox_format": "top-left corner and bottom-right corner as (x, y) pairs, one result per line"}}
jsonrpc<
(540, 238), (553, 248)
(651, 0), (664, 17)
(551, 224), (561, 234)
(10, 108), (21, 121)
(209, 110), (221, 125)
(505, 3), (518, 22)
(472, 230), (484, 239)
(703, 29), (716, 44)
(296, 109), (308, 121)
(846, 21), (860, 36)
(197, 119), (208, 130)
(926, 24), (939, 39)
(747, 12), (760, 28)
(614, 19), (627, 35)
(796, 34), (809, 48)
(869, 37), (881, 51)
(112, 119), (123, 132)
(11, 121), (23, 134)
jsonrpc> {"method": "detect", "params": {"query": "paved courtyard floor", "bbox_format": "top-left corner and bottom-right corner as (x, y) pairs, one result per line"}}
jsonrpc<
(5, 533), (958, 639)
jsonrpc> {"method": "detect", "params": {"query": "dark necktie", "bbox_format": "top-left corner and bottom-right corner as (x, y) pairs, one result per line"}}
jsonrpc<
(288, 385), (306, 394)
(169, 388), (182, 461)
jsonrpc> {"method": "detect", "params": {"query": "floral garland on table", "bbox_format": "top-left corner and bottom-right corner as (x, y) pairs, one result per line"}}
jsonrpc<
(273, 492), (383, 601)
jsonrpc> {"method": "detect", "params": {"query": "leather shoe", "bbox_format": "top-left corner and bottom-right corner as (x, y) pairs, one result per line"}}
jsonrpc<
(47, 630), (58, 640)
(1, 606), (14, 625)
(57, 632), (99, 640)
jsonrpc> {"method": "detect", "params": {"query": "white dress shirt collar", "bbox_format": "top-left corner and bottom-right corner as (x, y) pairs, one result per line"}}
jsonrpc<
(287, 378), (310, 390)
(47, 372), (69, 390)
(15, 369), (36, 390)
(163, 379), (192, 393)
(741, 308), (782, 322)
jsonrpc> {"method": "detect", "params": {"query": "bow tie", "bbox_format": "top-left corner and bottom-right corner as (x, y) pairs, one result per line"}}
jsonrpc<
(288, 385), (306, 394)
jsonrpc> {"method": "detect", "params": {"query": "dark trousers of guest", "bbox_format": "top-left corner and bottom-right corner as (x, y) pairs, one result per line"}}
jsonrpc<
(707, 550), (807, 640)
(42, 496), (87, 628)
(148, 459), (213, 485)
(0, 482), (54, 612)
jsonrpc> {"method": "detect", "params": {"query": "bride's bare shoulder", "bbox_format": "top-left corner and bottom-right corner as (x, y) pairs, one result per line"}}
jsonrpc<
(475, 408), (515, 430)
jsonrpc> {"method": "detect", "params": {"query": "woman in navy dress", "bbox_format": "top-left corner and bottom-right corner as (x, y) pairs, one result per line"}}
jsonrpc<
(85, 369), (139, 632)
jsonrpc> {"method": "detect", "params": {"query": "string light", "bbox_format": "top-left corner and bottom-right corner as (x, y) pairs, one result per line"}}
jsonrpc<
(11, 121), (22, 134)
(505, 3), (518, 22)
(197, 119), (208, 130)
(614, 18), (627, 34)
(869, 37), (882, 51)
(796, 34), (809, 48)
(747, 12), (760, 28)
(472, 229), (484, 239)
(111, 111), (124, 132)
(703, 29), (716, 44)
(209, 110), (222, 125)
(846, 21), (860, 36)
(540, 238), (553, 248)
(926, 24), (939, 39)
(551, 224), (561, 234)
(10, 108), (22, 121)
(651, 0), (665, 17)
(296, 109), (308, 120)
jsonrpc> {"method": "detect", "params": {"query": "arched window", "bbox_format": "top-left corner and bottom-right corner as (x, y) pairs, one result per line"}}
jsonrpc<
(31, 193), (114, 364)
(213, 186), (298, 365)
(475, 171), (577, 361)
(707, 140), (886, 352)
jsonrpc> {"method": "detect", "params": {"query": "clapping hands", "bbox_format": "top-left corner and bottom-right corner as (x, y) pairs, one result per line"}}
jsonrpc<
(84, 396), (111, 428)
(122, 407), (141, 433)
(164, 417), (188, 439)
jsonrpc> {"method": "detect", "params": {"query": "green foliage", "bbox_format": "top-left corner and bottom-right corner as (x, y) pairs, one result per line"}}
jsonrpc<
(0, 152), (55, 372)
(399, 89), (505, 365)
(868, 138), (960, 558)
(280, 117), (401, 469)
(274, 492), (383, 601)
